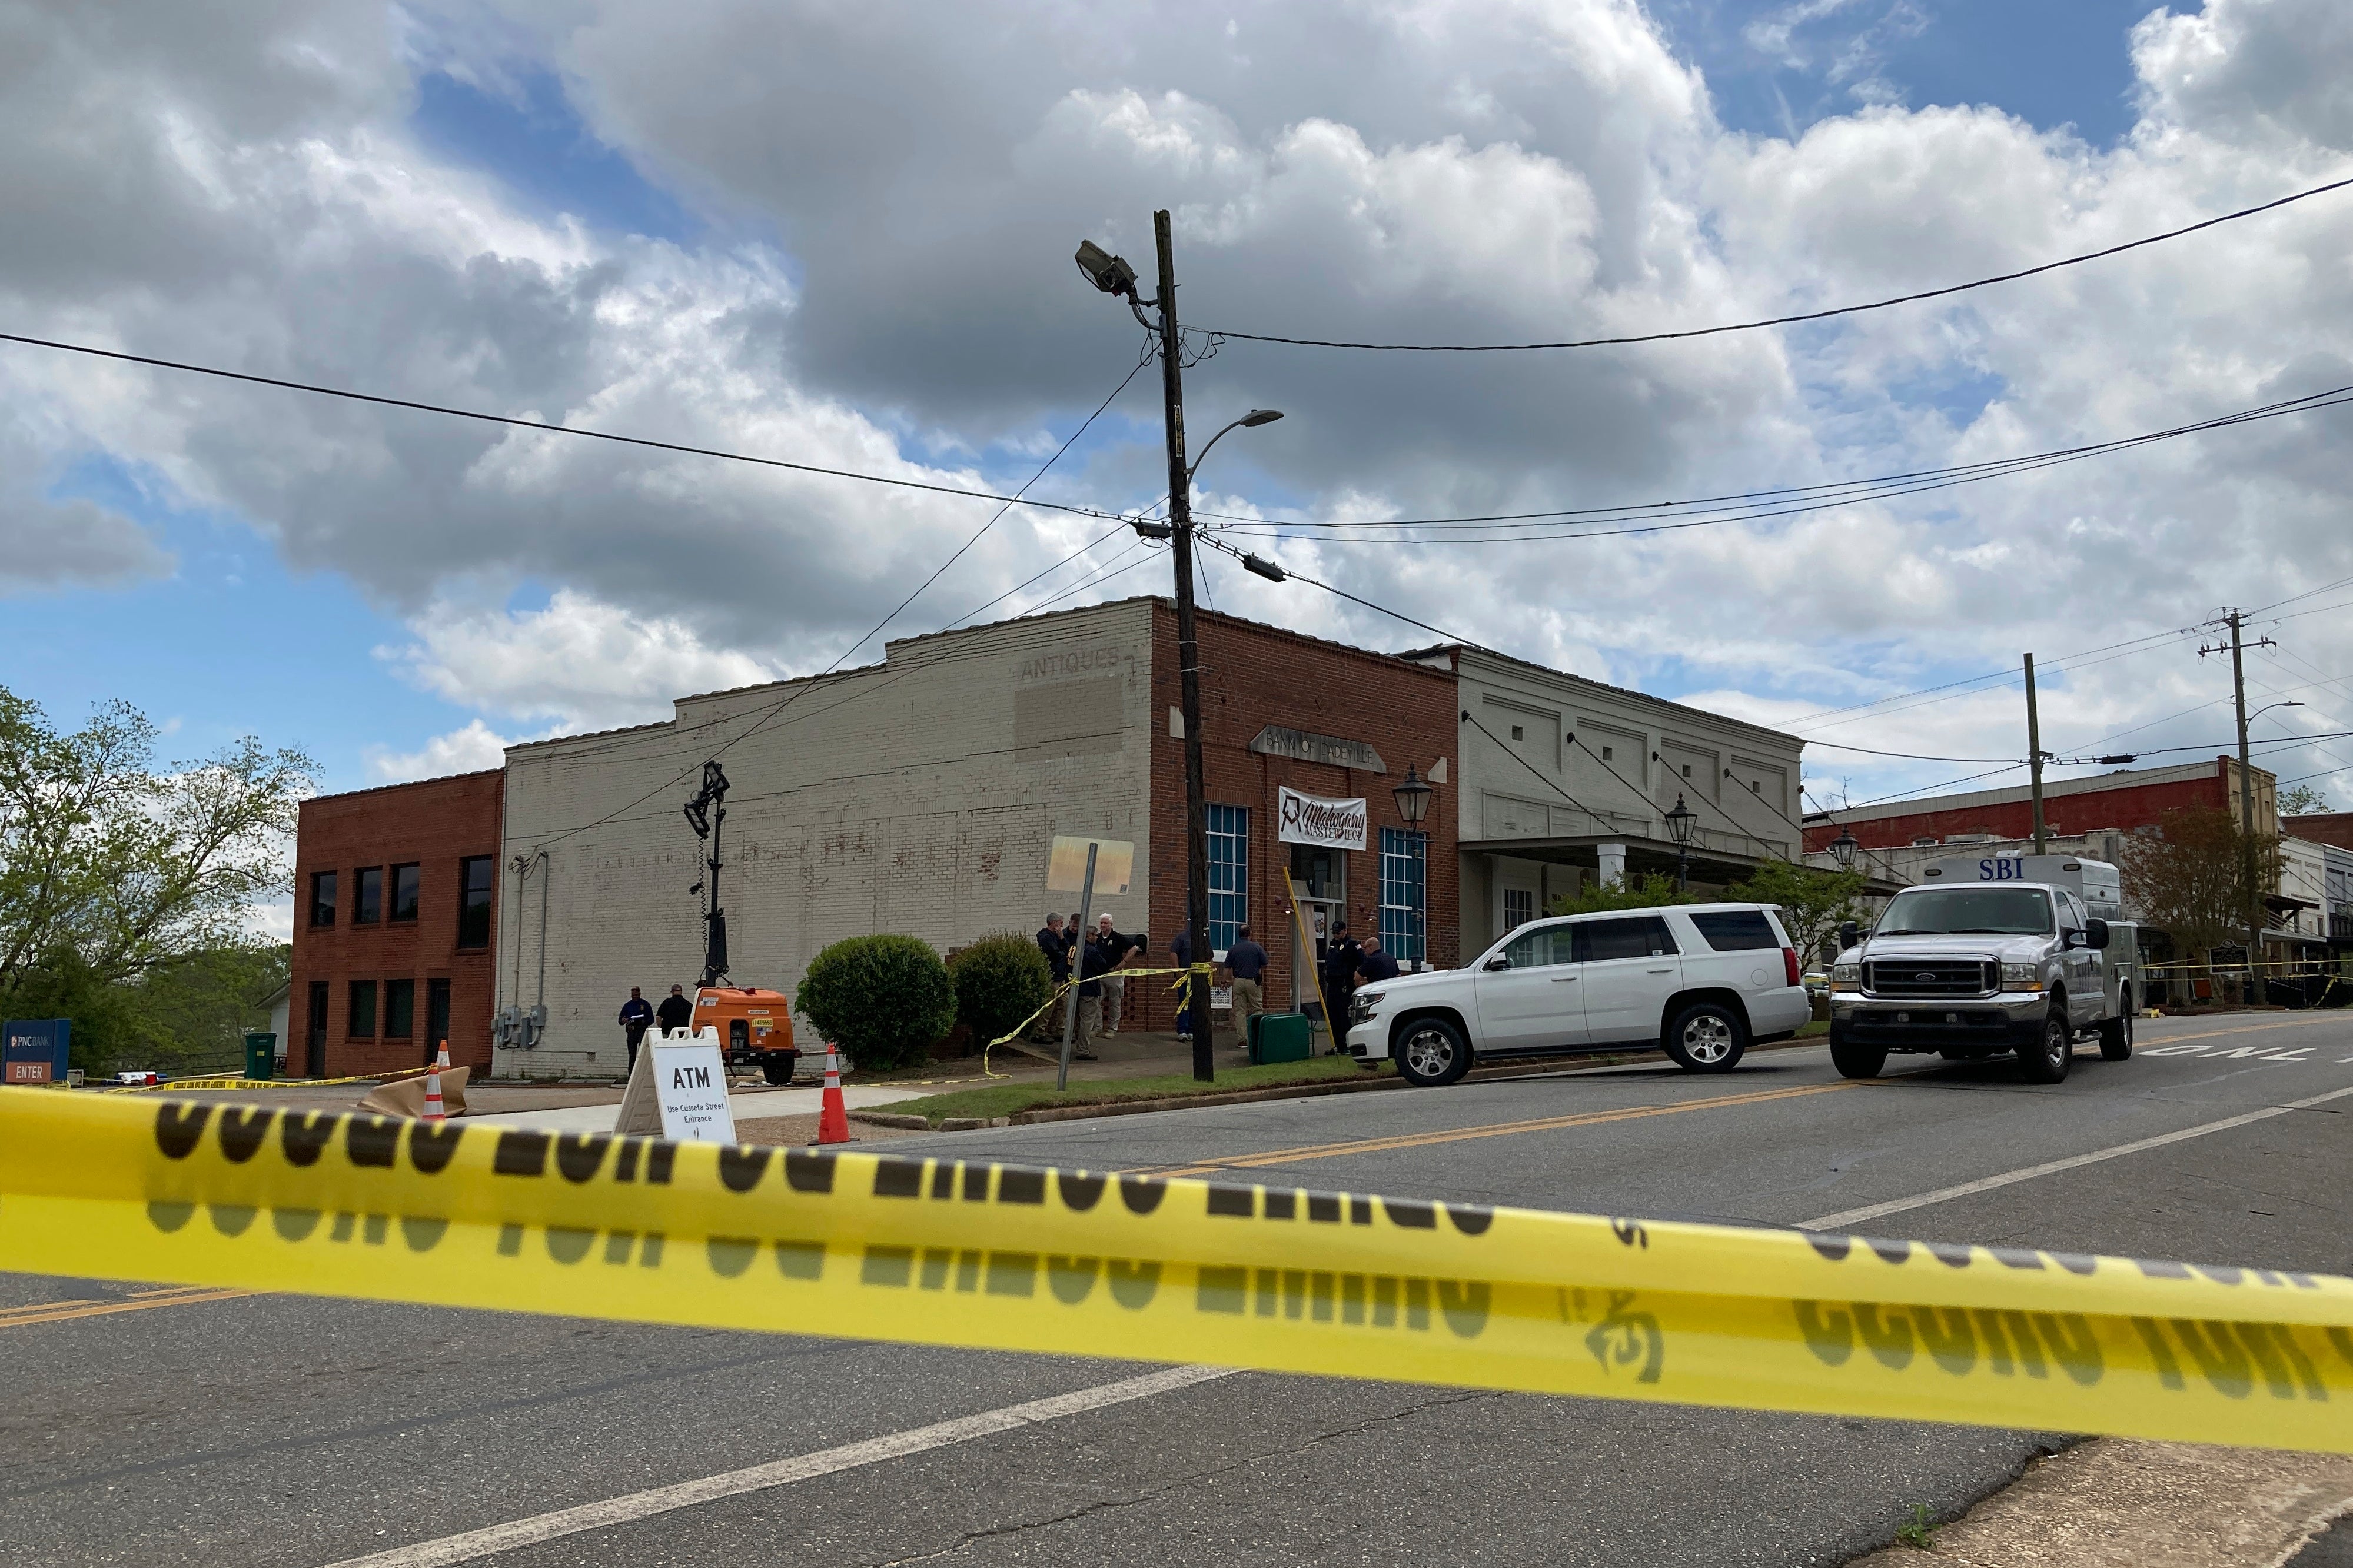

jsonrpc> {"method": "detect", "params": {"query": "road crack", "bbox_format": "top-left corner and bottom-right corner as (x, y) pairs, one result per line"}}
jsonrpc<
(866, 1390), (1500, 1566)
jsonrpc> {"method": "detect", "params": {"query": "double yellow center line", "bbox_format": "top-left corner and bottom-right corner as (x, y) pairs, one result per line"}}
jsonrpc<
(1149, 1079), (1864, 1179)
(0, 1283), (248, 1330)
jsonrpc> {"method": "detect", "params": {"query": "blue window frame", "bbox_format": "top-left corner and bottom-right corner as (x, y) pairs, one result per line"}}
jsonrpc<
(1380, 828), (1428, 964)
(1206, 804), (1248, 954)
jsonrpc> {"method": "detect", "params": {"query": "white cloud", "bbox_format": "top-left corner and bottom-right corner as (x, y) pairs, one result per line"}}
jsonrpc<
(364, 717), (516, 783)
(4, 0), (2353, 805)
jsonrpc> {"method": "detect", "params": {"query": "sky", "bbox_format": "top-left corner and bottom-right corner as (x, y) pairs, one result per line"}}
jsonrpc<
(6, 0), (2353, 847)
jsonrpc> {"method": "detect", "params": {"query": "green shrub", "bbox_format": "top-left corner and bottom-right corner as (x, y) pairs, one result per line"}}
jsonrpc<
(795, 934), (958, 1072)
(949, 932), (1055, 1049)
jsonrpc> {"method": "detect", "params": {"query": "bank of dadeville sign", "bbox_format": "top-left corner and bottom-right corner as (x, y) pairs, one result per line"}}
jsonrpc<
(1278, 786), (1367, 851)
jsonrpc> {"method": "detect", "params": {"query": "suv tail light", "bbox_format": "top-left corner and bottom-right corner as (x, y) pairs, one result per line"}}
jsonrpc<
(1782, 947), (1802, 988)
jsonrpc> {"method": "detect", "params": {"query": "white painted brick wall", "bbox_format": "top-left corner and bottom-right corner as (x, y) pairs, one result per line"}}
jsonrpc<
(493, 601), (1156, 1076)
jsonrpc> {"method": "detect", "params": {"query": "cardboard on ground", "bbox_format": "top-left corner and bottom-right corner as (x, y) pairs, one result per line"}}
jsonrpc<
(1046, 835), (1133, 894)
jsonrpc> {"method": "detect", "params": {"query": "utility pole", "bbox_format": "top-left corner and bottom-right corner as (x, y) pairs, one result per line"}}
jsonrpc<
(684, 761), (731, 987)
(1150, 211), (1216, 1084)
(2198, 610), (2274, 1005)
(2023, 652), (2047, 854)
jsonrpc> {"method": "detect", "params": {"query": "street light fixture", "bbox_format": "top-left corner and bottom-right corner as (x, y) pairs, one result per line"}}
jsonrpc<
(1665, 794), (1696, 891)
(1393, 764), (1434, 825)
(1074, 218), (1285, 1084)
(1829, 826), (1859, 873)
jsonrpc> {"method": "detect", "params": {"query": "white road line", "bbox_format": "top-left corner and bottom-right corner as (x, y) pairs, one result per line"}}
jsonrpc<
(323, 1364), (1236, 1567)
(1802, 1083), (2353, 1231)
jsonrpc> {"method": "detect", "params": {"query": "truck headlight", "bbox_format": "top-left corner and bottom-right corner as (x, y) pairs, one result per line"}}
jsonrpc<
(1831, 963), (1861, 988)
(2000, 962), (2043, 992)
(1351, 990), (1385, 1022)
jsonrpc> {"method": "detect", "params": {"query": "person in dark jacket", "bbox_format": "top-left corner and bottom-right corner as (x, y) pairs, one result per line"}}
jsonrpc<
(617, 987), (654, 1070)
(1074, 930), (1138, 1061)
(1357, 936), (1401, 984)
(1321, 921), (1362, 1025)
(1035, 913), (1074, 984)
(654, 984), (694, 1036)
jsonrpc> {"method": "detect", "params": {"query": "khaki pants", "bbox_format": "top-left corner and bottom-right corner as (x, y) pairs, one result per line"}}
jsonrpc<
(1074, 994), (1103, 1054)
(1231, 977), (1265, 1029)
(1099, 974), (1123, 1033)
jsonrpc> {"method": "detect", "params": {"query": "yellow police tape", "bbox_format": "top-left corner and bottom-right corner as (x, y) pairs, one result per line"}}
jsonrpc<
(0, 1088), (2345, 1453)
(100, 1066), (437, 1095)
(979, 965), (1205, 1077)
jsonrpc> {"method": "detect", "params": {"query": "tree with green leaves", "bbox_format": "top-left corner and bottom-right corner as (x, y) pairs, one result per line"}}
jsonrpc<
(0, 687), (312, 1067)
(1724, 858), (1869, 964)
(2119, 806), (2285, 969)
(2280, 783), (2330, 817)
(1544, 871), (1694, 917)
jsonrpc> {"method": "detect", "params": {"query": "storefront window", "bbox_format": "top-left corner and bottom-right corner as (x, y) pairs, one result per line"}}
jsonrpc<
(1207, 804), (1248, 954)
(1381, 828), (1427, 964)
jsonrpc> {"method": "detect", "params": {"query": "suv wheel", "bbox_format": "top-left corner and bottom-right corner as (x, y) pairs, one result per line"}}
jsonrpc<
(1664, 1001), (1747, 1073)
(2099, 991), (2133, 1061)
(1395, 1016), (1472, 1087)
(1829, 1024), (1885, 1080)
(2018, 1007), (2073, 1084)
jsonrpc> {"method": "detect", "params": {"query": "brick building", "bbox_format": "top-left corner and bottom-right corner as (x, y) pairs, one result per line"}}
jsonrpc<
(491, 600), (1458, 1076)
(1802, 756), (2278, 858)
(288, 770), (503, 1077)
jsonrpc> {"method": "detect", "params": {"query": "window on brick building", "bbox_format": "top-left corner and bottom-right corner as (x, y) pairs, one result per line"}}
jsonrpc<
(308, 870), (337, 927)
(1380, 828), (1427, 965)
(457, 856), (494, 948)
(1206, 804), (1248, 954)
(385, 978), (414, 1039)
(390, 863), (420, 923)
(354, 866), (383, 924)
(348, 980), (377, 1038)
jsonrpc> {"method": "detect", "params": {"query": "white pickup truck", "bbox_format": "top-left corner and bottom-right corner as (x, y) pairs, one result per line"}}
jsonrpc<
(1828, 876), (2137, 1084)
(1344, 901), (1813, 1086)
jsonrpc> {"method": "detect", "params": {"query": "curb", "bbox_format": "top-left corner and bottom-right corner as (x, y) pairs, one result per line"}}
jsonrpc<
(848, 1034), (1827, 1133)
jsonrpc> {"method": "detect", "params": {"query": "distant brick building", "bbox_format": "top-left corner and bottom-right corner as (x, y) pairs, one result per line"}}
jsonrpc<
(2287, 813), (2353, 853)
(288, 771), (503, 1078)
(1803, 757), (2278, 856)
(491, 600), (1460, 1076)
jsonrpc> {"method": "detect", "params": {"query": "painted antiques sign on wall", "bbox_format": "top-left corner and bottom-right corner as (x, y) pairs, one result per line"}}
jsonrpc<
(1277, 787), (1368, 850)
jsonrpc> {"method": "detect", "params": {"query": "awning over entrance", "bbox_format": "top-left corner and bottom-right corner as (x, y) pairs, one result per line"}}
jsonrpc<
(1460, 834), (1906, 897)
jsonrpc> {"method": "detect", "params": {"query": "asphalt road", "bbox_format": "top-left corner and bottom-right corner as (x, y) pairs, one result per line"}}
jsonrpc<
(4, 1009), (2347, 1567)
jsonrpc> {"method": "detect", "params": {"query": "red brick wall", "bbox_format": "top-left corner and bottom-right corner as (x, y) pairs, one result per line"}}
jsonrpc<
(2287, 813), (2353, 851)
(1803, 765), (2231, 852)
(1135, 604), (1458, 1027)
(288, 771), (503, 1078)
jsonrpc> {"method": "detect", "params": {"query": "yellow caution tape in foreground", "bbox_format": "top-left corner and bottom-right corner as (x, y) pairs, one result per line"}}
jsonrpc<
(1, 1090), (2346, 1453)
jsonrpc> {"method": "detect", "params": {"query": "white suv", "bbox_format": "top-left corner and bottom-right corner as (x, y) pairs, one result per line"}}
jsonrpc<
(1345, 902), (1812, 1087)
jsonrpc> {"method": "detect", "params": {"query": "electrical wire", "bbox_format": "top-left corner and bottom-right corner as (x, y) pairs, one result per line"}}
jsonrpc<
(1199, 175), (2353, 352)
(1197, 383), (2353, 542)
(0, 329), (1135, 527)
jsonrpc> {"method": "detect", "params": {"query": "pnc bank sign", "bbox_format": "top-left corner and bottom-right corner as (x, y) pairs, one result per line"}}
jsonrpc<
(1278, 786), (1367, 851)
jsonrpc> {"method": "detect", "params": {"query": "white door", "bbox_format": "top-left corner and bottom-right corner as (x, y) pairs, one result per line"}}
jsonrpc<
(1473, 921), (1588, 1051)
(1576, 914), (1683, 1044)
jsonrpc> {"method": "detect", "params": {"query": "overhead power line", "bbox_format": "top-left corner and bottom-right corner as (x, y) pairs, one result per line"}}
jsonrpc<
(1197, 382), (2353, 542)
(0, 329), (1134, 527)
(1201, 174), (2353, 352)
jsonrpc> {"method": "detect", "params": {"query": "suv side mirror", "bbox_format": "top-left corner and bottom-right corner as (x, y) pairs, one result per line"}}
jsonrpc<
(1484, 954), (1511, 972)
(2085, 918), (2110, 951)
(1837, 921), (1860, 952)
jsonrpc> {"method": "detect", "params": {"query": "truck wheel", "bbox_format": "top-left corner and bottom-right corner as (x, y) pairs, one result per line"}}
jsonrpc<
(1395, 1017), (1472, 1087)
(1829, 1025), (1885, 1080)
(2018, 1007), (2073, 1084)
(1664, 1002), (1747, 1073)
(2099, 992), (2133, 1061)
(761, 1056), (795, 1086)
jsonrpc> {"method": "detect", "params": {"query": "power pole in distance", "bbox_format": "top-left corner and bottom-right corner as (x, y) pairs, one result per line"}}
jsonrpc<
(2023, 652), (2047, 854)
(2198, 610), (2274, 1004)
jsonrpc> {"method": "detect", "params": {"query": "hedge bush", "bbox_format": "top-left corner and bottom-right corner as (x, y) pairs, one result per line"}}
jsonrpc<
(795, 934), (958, 1072)
(949, 931), (1056, 1050)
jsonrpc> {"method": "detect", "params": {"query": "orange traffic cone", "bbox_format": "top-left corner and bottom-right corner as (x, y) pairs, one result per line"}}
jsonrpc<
(434, 1039), (452, 1071)
(815, 1044), (850, 1146)
(420, 1064), (446, 1123)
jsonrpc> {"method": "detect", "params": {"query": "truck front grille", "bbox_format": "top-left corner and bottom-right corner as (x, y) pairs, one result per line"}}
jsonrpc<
(1865, 960), (1995, 998)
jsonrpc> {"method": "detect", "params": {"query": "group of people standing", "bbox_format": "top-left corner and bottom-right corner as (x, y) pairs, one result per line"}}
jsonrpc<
(1034, 913), (1143, 1060)
(614, 984), (694, 1070)
(1033, 911), (1403, 1050)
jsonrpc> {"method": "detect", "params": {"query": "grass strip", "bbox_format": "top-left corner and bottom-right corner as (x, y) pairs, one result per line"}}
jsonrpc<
(880, 1056), (1381, 1126)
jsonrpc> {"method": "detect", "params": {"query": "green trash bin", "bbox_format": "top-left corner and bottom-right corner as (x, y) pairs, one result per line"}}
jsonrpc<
(243, 1031), (276, 1081)
(1248, 1012), (1314, 1065)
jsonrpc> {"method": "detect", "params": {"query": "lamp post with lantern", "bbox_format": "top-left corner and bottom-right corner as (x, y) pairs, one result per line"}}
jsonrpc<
(1666, 794), (1696, 892)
